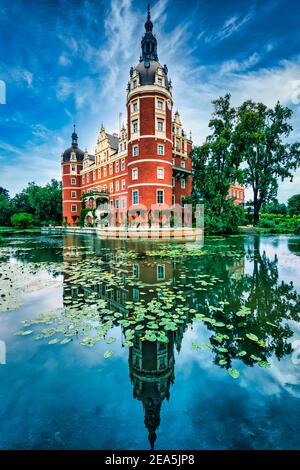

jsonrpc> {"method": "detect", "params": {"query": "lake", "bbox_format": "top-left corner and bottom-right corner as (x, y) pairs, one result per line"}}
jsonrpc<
(0, 233), (300, 450)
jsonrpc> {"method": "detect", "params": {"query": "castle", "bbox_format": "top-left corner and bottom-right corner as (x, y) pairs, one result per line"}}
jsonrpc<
(61, 6), (244, 227)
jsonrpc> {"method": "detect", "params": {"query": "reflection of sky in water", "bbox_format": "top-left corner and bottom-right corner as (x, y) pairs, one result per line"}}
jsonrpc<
(0, 234), (300, 450)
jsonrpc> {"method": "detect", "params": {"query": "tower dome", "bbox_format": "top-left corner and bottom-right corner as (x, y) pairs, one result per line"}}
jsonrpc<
(62, 125), (84, 162)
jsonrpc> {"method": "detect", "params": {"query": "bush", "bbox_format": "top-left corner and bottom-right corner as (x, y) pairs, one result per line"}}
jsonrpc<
(294, 224), (300, 235)
(10, 212), (34, 228)
(259, 218), (276, 229)
(205, 201), (244, 235)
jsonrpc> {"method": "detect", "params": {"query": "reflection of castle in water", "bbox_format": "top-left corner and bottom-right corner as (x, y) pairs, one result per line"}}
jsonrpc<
(62, 235), (244, 448)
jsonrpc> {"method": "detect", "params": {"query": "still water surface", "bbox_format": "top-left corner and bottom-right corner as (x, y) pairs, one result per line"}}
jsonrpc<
(0, 234), (300, 450)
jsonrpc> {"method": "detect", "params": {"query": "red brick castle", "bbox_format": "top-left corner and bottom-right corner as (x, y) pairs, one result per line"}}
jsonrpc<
(61, 6), (193, 226)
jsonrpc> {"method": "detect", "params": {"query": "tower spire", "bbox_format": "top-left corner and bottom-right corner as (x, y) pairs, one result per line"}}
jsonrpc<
(141, 3), (158, 67)
(71, 123), (78, 148)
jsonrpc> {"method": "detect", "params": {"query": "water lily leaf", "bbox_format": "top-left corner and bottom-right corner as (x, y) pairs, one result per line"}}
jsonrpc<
(246, 333), (259, 342)
(104, 350), (113, 358)
(250, 354), (262, 362)
(219, 359), (227, 365)
(192, 342), (201, 350)
(123, 340), (134, 347)
(48, 338), (59, 345)
(228, 368), (240, 379)
(60, 338), (72, 344)
(258, 361), (271, 368)
(106, 337), (116, 344)
(237, 350), (247, 357)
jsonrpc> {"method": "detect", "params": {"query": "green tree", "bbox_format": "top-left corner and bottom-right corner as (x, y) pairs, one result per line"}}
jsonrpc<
(235, 101), (300, 225)
(0, 189), (14, 226)
(262, 198), (286, 215)
(287, 194), (300, 216)
(11, 179), (62, 225)
(191, 94), (244, 234)
(10, 212), (34, 228)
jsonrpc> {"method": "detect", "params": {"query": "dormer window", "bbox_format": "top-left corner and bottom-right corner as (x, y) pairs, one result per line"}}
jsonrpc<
(133, 79), (137, 89)
(157, 77), (162, 86)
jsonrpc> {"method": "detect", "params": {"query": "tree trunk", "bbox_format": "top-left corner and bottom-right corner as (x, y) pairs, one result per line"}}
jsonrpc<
(253, 189), (259, 225)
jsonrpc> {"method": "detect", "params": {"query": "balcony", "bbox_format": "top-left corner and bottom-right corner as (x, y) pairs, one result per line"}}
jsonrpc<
(172, 165), (192, 179)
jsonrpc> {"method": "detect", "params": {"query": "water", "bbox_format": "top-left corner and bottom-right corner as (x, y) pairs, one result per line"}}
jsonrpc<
(0, 234), (300, 450)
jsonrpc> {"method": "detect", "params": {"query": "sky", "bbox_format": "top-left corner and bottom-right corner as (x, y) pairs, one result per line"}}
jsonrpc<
(1, 0), (300, 201)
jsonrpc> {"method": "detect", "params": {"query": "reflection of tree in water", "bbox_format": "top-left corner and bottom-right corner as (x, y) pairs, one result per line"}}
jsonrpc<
(196, 236), (300, 370)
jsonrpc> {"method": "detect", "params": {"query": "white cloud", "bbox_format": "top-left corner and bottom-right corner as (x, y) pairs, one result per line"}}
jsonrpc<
(205, 11), (254, 43)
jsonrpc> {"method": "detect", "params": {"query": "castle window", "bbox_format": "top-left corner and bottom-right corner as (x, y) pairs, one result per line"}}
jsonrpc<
(120, 143), (123, 151)
(93, 171), (96, 181)
(109, 164), (113, 175)
(172, 194), (175, 205)
(133, 121), (138, 133)
(87, 174), (90, 183)
(116, 181), (120, 191)
(71, 164), (76, 172)
(116, 199), (119, 209)
(82, 175), (85, 184)
(121, 198), (126, 209)
(133, 264), (139, 279)
(133, 101), (138, 112)
(157, 264), (165, 280)
(132, 190), (139, 205)
(103, 184), (107, 191)
(157, 167), (164, 179)
(175, 127), (179, 135)
(158, 144), (164, 155)
(157, 99), (163, 110)
(122, 179), (126, 190)
(115, 161), (119, 172)
(172, 177), (175, 187)
(71, 205), (77, 212)
(180, 160), (185, 168)
(110, 182), (113, 192)
(121, 159), (125, 170)
(132, 168), (138, 180)
(71, 191), (76, 198)
(124, 142), (127, 150)
(133, 288), (139, 301)
(103, 166), (107, 177)
(133, 79), (137, 89)
(176, 139), (180, 149)
(133, 145), (139, 156)
(157, 190), (164, 204)
(98, 168), (101, 178)
(71, 178), (76, 185)
(157, 120), (163, 132)
(110, 200), (114, 208)
(157, 77), (162, 86)
(181, 179), (186, 189)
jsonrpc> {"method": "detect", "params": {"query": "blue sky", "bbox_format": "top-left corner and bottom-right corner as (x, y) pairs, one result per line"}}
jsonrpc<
(1, 0), (300, 201)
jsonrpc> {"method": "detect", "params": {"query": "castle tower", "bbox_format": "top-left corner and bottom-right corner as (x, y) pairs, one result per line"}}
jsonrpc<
(61, 125), (84, 225)
(126, 5), (173, 210)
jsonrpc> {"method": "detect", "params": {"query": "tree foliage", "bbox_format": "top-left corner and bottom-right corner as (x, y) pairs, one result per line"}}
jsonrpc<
(191, 94), (244, 233)
(0, 180), (62, 227)
(287, 194), (300, 216)
(236, 100), (300, 224)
